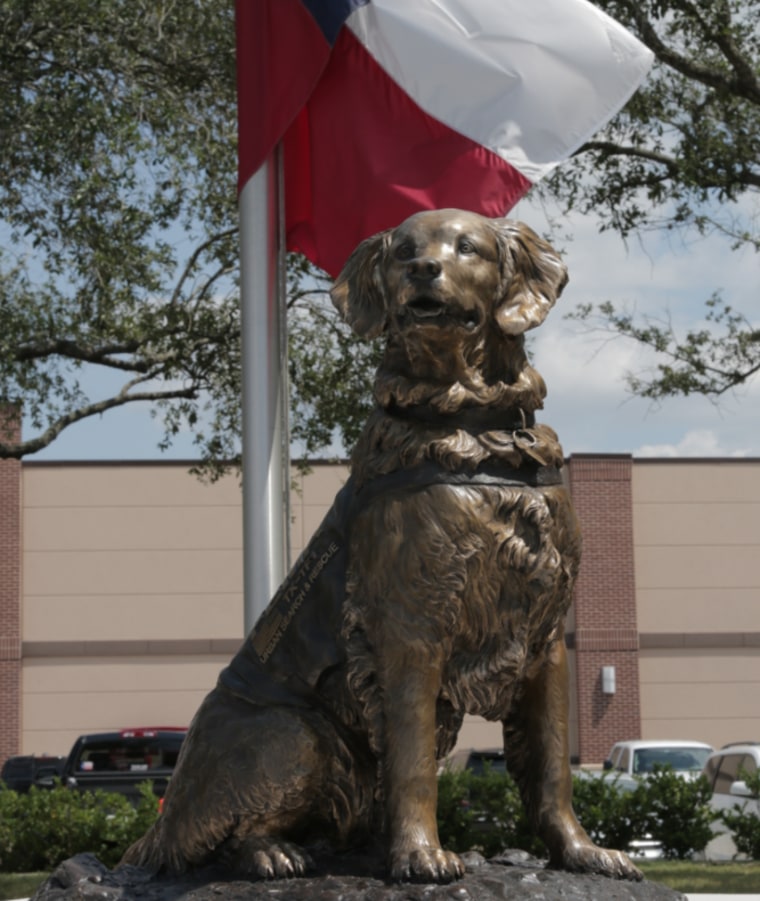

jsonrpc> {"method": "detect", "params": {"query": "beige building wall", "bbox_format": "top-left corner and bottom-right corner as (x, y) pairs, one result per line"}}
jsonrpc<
(16, 457), (760, 759)
(21, 463), (246, 754)
(632, 460), (760, 750)
(289, 464), (349, 560)
(17, 458), (566, 760)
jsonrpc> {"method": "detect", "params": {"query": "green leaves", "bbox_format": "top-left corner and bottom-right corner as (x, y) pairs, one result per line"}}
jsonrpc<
(719, 768), (760, 859)
(0, 0), (381, 468)
(568, 294), (760, 399)
(642, 766), (714, 860)
(0, 781), (159, 872)
(552, 1), (758, 401)
(287, 269), (382, 461)
(0, 0), (241, 462)
(571, 772), (651, 853)
(436, 765), (716, 861)
(436, 765), (541, 858)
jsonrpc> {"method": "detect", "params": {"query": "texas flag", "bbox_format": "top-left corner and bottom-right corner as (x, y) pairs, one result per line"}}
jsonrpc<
(236, 0), (653, 278)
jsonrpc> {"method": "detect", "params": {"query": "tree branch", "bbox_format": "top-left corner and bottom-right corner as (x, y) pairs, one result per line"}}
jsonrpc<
(618, 0), (760, 102)
(170, 227), (238, 306)
(576, 139), (760, 190)
(575, 139), (680, 171)
(15, 338), (146, 368)
(0, 383), (199, 459)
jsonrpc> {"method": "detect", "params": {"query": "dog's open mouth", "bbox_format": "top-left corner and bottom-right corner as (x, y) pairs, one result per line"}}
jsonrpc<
(407, 296), (446, 319)
(403, 297), (480, 330)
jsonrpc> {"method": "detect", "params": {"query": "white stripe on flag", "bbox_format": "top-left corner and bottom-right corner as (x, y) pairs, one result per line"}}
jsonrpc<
(347, 0), (653, 182)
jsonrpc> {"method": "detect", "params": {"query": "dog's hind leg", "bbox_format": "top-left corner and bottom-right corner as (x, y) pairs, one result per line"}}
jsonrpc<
(502, 639), (642, 881)
(122, 691), (372, 879)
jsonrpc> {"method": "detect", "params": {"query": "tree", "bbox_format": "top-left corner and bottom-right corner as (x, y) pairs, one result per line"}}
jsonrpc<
(285, 255), (382, 460)
(0, 0), (375, 472)
(1, 1), (757, 470)
(550, 0), (760, 400)
(0, 0), (239, 468)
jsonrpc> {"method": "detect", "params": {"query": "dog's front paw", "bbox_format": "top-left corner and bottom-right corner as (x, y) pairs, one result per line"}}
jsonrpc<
(232, 836), (313, 880)
(552, 840), (642, 881)
(390, 846), (464, 883)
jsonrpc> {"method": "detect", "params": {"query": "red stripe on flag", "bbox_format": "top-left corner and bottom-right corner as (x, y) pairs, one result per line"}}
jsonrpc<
(282, 29), (532, 278)
(235, 0), (331, 192)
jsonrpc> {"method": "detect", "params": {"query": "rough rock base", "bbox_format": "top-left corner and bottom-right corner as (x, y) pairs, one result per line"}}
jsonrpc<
(31, 849), (686, 901)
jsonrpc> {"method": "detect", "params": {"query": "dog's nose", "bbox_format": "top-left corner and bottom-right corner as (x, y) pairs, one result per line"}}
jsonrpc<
(407, 257), (442, 281)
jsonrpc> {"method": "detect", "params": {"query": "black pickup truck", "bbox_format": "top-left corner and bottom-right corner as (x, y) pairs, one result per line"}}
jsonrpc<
(37, 728), (186, 804)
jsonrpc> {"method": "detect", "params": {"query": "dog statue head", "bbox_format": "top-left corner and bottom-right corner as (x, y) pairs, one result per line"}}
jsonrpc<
(331, 209), (568, 343)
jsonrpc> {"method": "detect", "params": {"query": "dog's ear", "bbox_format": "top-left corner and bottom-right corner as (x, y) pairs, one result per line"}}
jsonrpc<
(330, 230), (391, 339)
(491, 220), (568, 336)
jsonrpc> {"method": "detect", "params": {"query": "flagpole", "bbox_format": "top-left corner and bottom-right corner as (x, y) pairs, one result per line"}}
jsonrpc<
(239, 150), (289, 634)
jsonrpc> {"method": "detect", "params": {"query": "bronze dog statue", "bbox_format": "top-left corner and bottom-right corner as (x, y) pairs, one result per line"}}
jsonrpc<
(122, 209), (641, 884)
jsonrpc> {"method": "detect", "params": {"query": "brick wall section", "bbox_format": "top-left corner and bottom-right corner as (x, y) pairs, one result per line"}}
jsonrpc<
(567, 455), (641, 763)
(0, 406), (22, 762)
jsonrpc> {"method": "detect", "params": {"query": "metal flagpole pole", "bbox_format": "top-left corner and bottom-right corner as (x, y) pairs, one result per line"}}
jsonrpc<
(239, 150), (289, 634)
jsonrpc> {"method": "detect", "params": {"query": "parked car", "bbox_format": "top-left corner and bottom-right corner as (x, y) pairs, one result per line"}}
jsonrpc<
(36, 727), (187, 805)
(602, 739), (714, 792)
(439, 748), (510, 835)
(593, 739), (713, 860)
(442, 747), (506, 776)
(701, 742), (760, 860)
(0, 754), (66, 793)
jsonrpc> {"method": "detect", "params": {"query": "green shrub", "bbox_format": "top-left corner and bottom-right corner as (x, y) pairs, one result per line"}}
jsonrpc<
(0, 763), (728, 873)
(0, 789), (23, 870)
(436, 768), (477, 854)
(571, 772), (650, 852)
(641, 765), (714, 860)
(437, 765), (542, 858)
(437, 767), (647, 859)
(0, 782), (159, 873)
(437, 764), (714, 861)
(718, 768), (760, 860)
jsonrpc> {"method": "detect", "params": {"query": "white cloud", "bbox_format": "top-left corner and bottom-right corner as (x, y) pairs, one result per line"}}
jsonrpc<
(635, 429), (752, 458)
(510, 194), (759, 460)
(532, 321), (658, 400)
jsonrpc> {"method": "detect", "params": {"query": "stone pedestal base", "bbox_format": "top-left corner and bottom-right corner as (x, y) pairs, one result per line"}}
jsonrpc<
(32, 849), (686, 901)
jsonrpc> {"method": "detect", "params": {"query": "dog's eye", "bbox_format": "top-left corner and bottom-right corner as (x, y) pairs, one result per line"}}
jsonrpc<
(394, 242), (415, 261)
(458, 238), (476, 254)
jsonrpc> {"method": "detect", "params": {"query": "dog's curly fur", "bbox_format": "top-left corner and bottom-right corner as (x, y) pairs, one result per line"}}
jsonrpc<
(122, 210), (641, 884)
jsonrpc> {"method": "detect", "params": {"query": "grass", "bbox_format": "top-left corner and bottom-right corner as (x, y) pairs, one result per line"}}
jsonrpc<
(0, 872), (47, 901)
(3, 862), (760, 899)
(639, 859), (760, 893)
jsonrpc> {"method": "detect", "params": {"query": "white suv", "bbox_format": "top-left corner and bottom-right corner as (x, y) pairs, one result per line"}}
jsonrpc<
(603, 739), (714, 791)
(701, 743), (760, 860)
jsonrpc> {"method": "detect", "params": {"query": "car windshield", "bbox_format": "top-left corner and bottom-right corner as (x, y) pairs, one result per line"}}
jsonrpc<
(77, 738), (182, 773)
(467, 755), (506, 776)
(632, 747), (711, 774)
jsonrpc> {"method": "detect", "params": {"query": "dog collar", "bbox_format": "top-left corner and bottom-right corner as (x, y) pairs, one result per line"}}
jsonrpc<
(385, 401), (535, 432)
(350, 459), (563, 519)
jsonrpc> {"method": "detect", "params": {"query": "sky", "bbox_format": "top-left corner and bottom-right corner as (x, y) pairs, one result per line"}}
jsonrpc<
(27, 195), (758, 463)
(516, 195), (759, 460)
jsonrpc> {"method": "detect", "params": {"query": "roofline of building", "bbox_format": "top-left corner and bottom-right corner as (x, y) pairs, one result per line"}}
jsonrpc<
(20, 454), (760, 468)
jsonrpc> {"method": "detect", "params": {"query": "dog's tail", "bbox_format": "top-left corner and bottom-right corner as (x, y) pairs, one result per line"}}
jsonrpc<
(120, 819), (170, 874)
(121, 787), (235, 874)
(120, 815), (197, 874)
